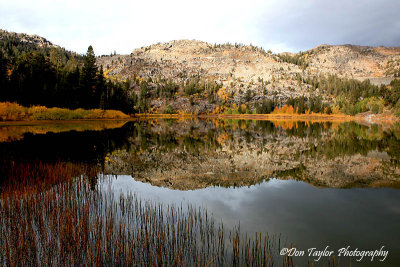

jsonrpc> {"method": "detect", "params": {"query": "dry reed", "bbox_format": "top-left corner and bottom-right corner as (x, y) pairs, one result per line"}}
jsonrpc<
(0, 162), (339, 266)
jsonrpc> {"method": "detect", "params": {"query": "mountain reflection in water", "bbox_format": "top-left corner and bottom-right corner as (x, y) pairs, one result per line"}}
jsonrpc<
(1, 119), (400, 266)
(102, 119), (400, 189)
(103, 175), (400, 267)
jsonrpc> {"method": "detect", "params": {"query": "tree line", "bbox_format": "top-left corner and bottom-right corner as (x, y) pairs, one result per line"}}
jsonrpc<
(304, 74), (400, 115)
(0, 36), (135, 114)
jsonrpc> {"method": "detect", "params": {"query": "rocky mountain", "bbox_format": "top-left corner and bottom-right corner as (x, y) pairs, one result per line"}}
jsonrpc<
(305, 44), (400, 82)
(98, 41), (312, 110)
(97, 40), (400, 113)
(0, 29), (83, 69)
(98, 40), (400, 84)
(0, 29), (57, 49)
(2, 29), (399, 114)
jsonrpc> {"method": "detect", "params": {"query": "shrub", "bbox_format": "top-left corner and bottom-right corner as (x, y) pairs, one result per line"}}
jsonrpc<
(103, 110), (130, 119)
(0, 102), (130, 121)
(372, 103), (380, 114)
(0, 102), (26, 121)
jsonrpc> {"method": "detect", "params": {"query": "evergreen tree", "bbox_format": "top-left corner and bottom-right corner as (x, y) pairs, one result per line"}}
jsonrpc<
(10, 52), (57, 106)
(57, 65), (81, 108)
(97, 65), (106, 109)
(0, 36), (135, 113)
(298, 96), (305, 114)
(266, 99), (275, 113)
(138, 81), (149, 112)
(0, 51), (8, 100)
(81, 45), (98, 108)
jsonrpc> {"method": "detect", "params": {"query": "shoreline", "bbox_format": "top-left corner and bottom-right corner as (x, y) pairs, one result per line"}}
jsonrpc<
(135, 112), (399, 125)
(134, 113), (357, 123)
(0, 113), (398, 125)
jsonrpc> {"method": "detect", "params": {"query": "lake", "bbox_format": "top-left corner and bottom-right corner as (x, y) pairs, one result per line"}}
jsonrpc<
(1, 119), (400, 266)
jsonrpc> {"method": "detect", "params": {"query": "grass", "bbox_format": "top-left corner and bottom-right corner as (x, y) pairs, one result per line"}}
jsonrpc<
(0, 160), (315, 266)
(0, 102), (130, 121)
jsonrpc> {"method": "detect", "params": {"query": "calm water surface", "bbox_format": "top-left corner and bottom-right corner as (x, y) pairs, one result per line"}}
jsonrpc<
(1, 119), (400, 266)
(103, 176), (400, 266)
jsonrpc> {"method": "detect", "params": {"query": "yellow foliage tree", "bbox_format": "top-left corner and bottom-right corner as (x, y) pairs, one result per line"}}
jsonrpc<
(217, 87), (229, 101)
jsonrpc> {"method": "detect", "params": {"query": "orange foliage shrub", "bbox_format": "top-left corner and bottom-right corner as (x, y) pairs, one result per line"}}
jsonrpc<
(331, 105), (341, 114)
(0, 102), (26, 121)
(272, 105), (295, 114)
(103, 110), (130, 119)
(0, 102), (130, 121)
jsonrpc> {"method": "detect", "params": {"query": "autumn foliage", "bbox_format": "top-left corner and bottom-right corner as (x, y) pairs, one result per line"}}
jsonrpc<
(0, 102), (26, 121)
(272, 105), (296, 114)
(0, 102), (130, 121)
(272, 104), (339, 115)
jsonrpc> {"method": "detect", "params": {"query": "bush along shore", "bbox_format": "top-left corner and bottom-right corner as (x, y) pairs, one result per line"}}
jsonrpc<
(3, 101), (396, 126)
(0, 161), (308, 266)
(0, 102), (130, 121)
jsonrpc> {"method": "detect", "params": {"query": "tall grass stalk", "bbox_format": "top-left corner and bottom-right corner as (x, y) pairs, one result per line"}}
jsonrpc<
(0, 163), (335, 266)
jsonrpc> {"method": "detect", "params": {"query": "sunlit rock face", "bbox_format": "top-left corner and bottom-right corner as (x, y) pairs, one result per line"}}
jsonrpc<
(97, 41), (400, 114)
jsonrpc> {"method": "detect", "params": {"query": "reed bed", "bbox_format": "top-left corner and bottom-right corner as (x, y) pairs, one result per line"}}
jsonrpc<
(0, 160), (99, 196)
(0, 162), (325, 266)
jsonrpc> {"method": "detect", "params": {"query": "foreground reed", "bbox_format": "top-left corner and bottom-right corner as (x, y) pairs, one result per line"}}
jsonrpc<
(0, 158), (341, 266)
(0, 172), (295, 266)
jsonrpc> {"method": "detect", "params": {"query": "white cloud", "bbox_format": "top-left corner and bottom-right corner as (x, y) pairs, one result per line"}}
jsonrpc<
(1, 0), (399, 55)
(0, 0), (271, 54)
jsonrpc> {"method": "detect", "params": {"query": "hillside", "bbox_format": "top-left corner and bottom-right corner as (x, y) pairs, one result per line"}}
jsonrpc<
(98, 40), (311, 112)
(304, 44), (400, 82)
(1, 29), (400, 117)
(0, 29), (57, 50)
(96, 40), (400, 114)
(0, 29), (83, 69)
(98, 40), (400, 85)
(0, 29), (133, 113)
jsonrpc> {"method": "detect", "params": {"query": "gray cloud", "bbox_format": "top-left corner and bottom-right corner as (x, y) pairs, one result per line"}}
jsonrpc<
(256, 0), (400, 52)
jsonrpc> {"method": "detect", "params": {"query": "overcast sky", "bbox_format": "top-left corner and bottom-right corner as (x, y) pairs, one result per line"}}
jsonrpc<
(1, 0), (399, 55)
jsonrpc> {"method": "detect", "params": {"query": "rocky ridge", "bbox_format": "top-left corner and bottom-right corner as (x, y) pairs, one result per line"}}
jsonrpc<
(0, 29), (58, 49)
(97, 40), (400, 113)
(305, 44), (400, 82)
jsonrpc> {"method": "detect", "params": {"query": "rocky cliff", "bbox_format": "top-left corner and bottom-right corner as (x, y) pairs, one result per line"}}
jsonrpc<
(97, 40), (400, 113)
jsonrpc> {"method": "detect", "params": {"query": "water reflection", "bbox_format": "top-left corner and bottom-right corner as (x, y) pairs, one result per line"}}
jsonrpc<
(0, 120), (127, 142)
(102, 119), (400, 189)
(1, 119), (400, 189)
(1, 119), (400, 266)
(104, 176), (400, 267)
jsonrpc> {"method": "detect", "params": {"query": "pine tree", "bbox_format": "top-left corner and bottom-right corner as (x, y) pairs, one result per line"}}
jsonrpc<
(81, 45), (98, 108)
(97, 65), (106, 109)
(0, 51), (8, 100)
